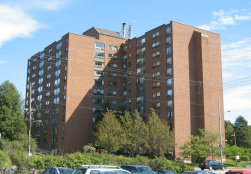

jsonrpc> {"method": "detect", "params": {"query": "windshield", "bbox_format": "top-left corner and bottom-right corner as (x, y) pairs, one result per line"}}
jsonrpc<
(137, 167), (154, 173)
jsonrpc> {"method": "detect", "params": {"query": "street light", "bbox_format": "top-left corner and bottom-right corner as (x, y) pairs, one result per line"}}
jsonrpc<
(208, 97), (230, 164)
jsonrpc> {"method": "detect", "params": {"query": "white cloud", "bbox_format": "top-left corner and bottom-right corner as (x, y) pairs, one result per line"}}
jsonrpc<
(198, 9), (251, 31)
(25, 0), (69, 11)
(0, 5), (40, 47)
(235, 15), (250, 20)
(224, 85), (251, 110)
(222, 38), (251, 68)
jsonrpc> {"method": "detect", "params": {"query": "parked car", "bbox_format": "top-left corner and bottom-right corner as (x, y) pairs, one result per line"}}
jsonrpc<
(198, 160), (226, 170)
(154, 169), (176, 174)
(182, 172), (215, 174)
(72, 165), (131, 174)
(40, 167), (72, 174)
(120, 165), (155, 174)
(225, 170), (251, 174)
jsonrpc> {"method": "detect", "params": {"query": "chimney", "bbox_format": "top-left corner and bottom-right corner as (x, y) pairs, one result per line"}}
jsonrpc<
(123, 23), (126, 38)
(129, 25), (132, 39)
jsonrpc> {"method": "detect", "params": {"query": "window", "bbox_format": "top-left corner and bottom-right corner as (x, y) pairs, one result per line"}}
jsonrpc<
(166, 26), (171, 34)
(152, 71), (160, 78)
(39, 61), (44, 68)
(108, 45), (118, 51)
(65, 47), (68, 52)
(108, 54), (118, 59)
(128, 99), (131, 104)
(93, 89), (104, 95)
(167, 47), (172, 54)
(95, 42), (105, 50)
(108, 100), (117, 105)
(62, 115), (65, 121)
(167, 79), (172, 86)
(38, 78), (43, 84)
(94, 70), (104, 76)
(137, 77), (145, 84)
(152, 61), (160, 68)
(108, 90), (117, 96)
(54, 97), (59, 104)
(137, 57), (145, 65)
(128, 53), (131, 58)
(108, 72), (117, 78)
(65, 56), (68, 61)
(128, 80), (131, 86)
(61, 137), (64, 142)
(152, 51), (160, 58)
(137, 86), (145, 93)
(54, 78), (60, 86)
(66, 38), (68, 43)
(32, 66), (36, 70)
(31, 81), (35, 86)
(108, 81), (117, 87)
(64, 85), (66, 91)
(47, 74), (51, 79)
(32, 74), (36, 78)
(47, 65), (51, 71)
(167, 68), (172, 75)
(45, 119), (49, 124)
(44, 129), (48, 135)
(62, 126), (64, 132)
(56, 51), (61, 58)
(94, 51), (105, 58)
(153, 102), (160, 109)
(168, 100), (172, 107)
(94, 79), (104, 86)
(93, 98), (103, 104)
(55, 60), (61, 68)
(48, 56), (52, 62)
(137, 47), (145, 55)
(128, 71), (131, 76)
(167, 89), (172, 96)
(137, 67), (145, 74)
(153, 92), (161, 98)
(46, 83), (50, 88)
(152, 31), (159, 38)
(108, 63), (117, 68)
(40, 53), (44, 59)
(153, 81), (160, 88)
(55, 69), (61, 77)
(64, 66), (67, 72)
(45, 101), (50, 106)
(137, 38), (145, 47)
(45, 109), (49, 114)
(137, 96), (145, 104)
(56, 41), (62, 50)
(33, 58), (37, 63)
(168, 112), (173, 119)
(166, 37), (171, 44)
(48, 48), (52, 54)
(95, 61), (104, 67)
(167, 57), (172, 64)
(39, 69), (43, 76)
(38, 86), (43, 93)
(152, 41), (159, 48)
(54, 88), (60, 95)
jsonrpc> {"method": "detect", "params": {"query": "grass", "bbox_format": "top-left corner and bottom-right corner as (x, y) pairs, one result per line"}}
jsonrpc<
(224, 159), (251, 168)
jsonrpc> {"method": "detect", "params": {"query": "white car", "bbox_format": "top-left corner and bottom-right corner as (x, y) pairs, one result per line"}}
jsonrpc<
(72, 165), (131, 174)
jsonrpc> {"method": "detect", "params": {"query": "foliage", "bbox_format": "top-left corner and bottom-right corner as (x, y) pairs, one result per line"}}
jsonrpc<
(83, 144), (96, 153)
(0, 80), (27, 141)
(0, 150), (7, 166)
(179, 129), (219, 162)
(145, 110), (174, 158)
(94, 110), (124, 154)
(120, 112), (147, 157)
(234, 116), (251, 148)
(223, 145), (251, 159)
(225, 120), (235, 146)
(1, 134), (37, 157)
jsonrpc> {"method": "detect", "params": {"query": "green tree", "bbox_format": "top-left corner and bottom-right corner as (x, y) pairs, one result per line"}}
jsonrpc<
(145, 110), (174, 158)
(94, 110), (124, 154)
(223, 145), (250, 158)
(179, 129), (219, 162)
(225, 120), (235, 146)
(120, 111), (147, 157)
(234, 116), (251, 148)
(0, 80), (27, 141)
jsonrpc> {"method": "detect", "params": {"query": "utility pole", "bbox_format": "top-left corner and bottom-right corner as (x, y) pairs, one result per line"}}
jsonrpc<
(28, 82), (32, 157)
(218, 97), (223, 164)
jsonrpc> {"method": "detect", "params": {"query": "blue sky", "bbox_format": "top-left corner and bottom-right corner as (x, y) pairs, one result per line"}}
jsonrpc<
(0, 0), (250, 124)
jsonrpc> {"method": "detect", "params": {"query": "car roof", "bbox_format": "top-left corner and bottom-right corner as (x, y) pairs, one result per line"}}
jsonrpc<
(121, 165), (149, 167)
(226, 170), (251, 173)
(77, 165), (120, 169)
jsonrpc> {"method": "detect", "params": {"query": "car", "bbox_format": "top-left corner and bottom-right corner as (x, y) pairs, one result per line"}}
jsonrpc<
(243, 165), (251, 168)
(225, 170), (251, 174)
(154, 169), (176, 174)
(120, 165), (155, 174)
(182, 172), (215, 174)
(198, 160), (226, 170)
(72, 165), (131, 174)
(40, 167), (73, 174)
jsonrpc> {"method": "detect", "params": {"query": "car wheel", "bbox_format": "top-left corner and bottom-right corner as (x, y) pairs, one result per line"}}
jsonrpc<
(209, 166), (213, 171)
(222, 166), (226, 171)
(201, 168), (204, 171)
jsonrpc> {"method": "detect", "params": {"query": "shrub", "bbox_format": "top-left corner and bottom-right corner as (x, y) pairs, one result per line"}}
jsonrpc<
(0, 150), (7, 166)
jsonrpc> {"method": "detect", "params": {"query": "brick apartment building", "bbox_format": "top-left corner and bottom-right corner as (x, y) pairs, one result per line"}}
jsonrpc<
(25, 21), (224, 159)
